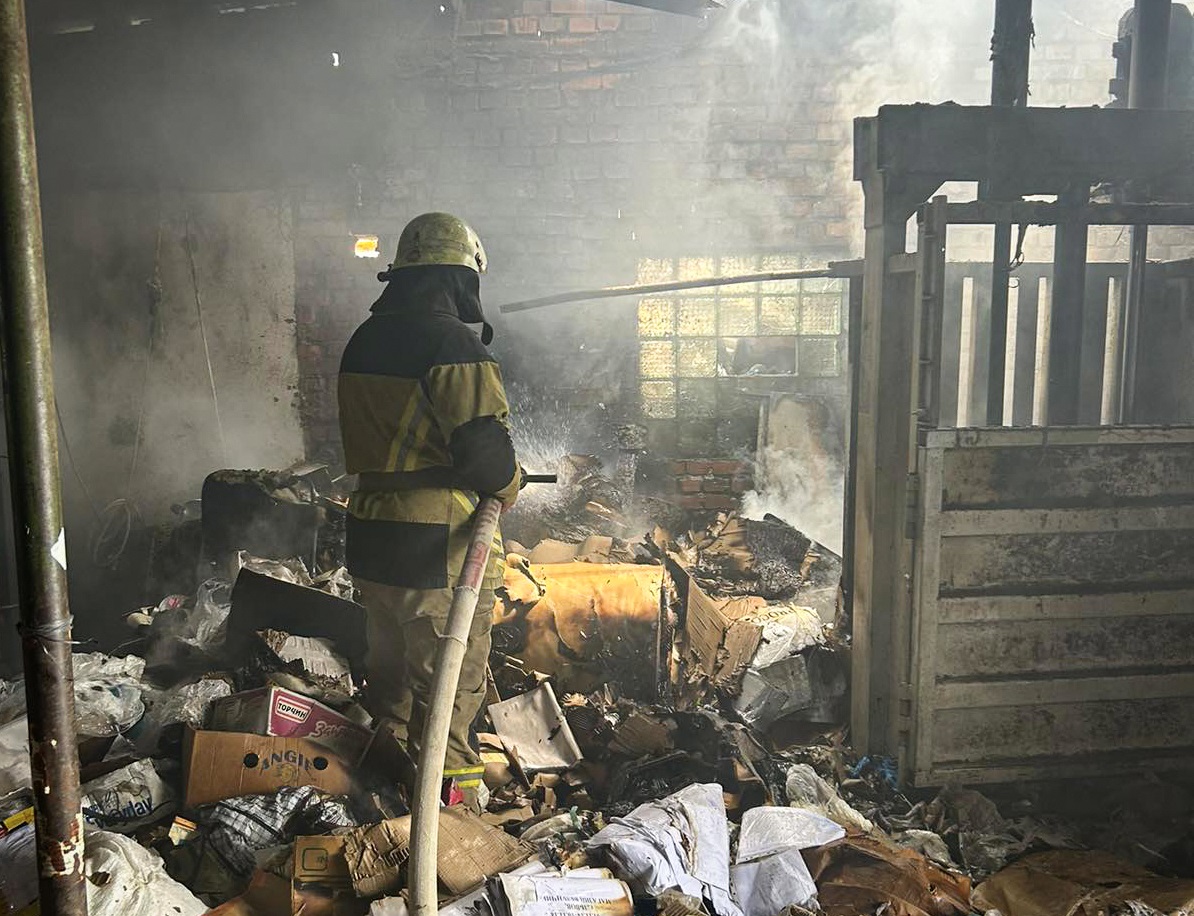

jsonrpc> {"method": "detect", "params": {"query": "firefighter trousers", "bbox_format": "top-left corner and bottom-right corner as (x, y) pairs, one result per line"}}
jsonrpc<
(355, 578), (493, 788)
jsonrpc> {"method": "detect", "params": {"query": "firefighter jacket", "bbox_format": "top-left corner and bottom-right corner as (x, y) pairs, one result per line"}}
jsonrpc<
(337, 273), (519, 591)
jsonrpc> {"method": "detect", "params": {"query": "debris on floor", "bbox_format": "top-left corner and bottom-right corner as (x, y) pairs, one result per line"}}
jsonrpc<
(4, 462), (1188, 916)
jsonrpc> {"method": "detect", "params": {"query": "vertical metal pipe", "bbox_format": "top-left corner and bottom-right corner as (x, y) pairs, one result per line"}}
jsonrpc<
(1048, 186), (1091, 425)
(0, 1), (88, 913)
(1119, 0), (1172, 422)
(1128, 0), (1172, 109)
(986, 0), (1033, 426)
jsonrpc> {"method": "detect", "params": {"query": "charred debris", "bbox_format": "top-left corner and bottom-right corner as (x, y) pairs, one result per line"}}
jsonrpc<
(0, 459), (1191, 916)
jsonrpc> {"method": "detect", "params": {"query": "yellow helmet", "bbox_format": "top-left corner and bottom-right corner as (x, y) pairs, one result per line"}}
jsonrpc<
(387, 212), (487, 275)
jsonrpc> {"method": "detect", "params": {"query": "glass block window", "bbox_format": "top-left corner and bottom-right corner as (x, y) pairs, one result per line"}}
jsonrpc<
(636, 255), (847, 418)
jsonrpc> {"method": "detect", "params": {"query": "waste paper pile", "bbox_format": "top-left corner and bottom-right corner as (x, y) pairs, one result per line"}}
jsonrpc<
(2, 459), (1193, 916)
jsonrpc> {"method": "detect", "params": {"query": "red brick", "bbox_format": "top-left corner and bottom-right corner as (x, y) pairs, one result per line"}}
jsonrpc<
(703, 478), (731, 494)
(482, 19), (510, 35)
(709, 460), (744, 475)
(550, 0), (588, 12)
(512, 16), (538, 33)
(678, 476), (703, 494)
(731, 477), (752, 494)
(523, 0), (549, 12)
(569, 16), (596, 33)
(678, 495), (707, 510)
(596, 14), (620, 30)
(687, 460), (713, 475)
(704, 495), (738, 511)
(668, 461), (688, 475)
(539, 15), (565, 31)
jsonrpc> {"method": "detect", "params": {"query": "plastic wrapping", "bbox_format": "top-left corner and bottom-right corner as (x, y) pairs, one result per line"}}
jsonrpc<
(731, 806), (845, 916)
(587, 783), (742, 916)
(784, 763), (874, 834)
(0, 652), (146, 738)
(85, 829), (208, 916)
(133, 677), (233, 755)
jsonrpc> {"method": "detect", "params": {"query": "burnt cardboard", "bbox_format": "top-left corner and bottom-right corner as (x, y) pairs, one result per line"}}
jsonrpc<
(182, 729), (353, 808)
(685, 580), (767, 683)
(208, 687), (373, 763)
(344, 807), (533, 899)
(228, 568), (367, 674)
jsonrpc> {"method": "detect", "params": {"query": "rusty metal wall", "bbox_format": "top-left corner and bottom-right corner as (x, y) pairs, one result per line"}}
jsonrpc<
(904, 425), (1194, 786)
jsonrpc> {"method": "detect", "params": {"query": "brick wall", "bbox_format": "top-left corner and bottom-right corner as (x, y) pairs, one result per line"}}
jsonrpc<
(669, 458), (753, 511)
(291, 0), (1144, 468)
(29, 0), (1146, 474)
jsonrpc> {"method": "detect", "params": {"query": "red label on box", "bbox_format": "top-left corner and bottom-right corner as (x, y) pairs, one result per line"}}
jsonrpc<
(208, 687), (373, 764)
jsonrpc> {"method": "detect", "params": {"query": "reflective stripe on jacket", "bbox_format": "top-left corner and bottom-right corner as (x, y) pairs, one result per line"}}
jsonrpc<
(338, 277), (518, 590)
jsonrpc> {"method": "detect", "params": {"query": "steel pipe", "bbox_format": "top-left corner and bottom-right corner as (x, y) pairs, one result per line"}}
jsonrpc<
(1120, 0), (1172, 422)
(0, 0), (88, 912)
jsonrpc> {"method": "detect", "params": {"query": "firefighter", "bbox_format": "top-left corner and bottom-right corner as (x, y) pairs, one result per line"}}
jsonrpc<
(338, 212), (520, 809)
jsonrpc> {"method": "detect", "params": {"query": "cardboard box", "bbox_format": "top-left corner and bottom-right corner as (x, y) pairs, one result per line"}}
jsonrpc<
(292, 836), (368, 916)
(208, 687), (373, 764)
(183, 729), (353, 808)
(344, 807), (533, 899)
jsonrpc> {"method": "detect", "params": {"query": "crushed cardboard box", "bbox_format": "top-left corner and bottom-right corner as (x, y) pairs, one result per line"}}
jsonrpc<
(685, 578), (822, 690)
(207, 687), (373, 763)
(344, 807), (533, 899)
(183, 729), (353, 808)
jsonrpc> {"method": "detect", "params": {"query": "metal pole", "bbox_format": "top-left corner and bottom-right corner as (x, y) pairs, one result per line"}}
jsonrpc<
(1048, 185), (1091, 425)
(1119, 0), (1172, 422)
(0, 1), (88, 913)
(985, 0), (1033, 426)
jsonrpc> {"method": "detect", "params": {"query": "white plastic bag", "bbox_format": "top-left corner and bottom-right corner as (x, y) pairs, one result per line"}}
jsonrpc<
(731, 806), (845, 916)
(0, 652), (146, 737)
(81, 758), (176, 833)
(588, 783), (742, 916)
(784, 763), (874, 834)
(0, 717), (30, 795)
(84, 829), (207, 916)
(133, 677), (232, 754)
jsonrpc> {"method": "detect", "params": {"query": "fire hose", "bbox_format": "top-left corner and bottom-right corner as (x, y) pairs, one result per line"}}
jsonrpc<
(409, 474), (556, 916)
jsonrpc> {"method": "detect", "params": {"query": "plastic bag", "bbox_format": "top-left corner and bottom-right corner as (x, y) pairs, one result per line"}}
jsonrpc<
(784, 764), (874, 834)
(85, 829), (207, 916)
(731, 806), (845, 916)
(0, 717), (30, 795)
(132, 677), (233, 755)
(81, 758), (176, 833)
(0, 653), (146, 738)
(588, 783), (742, 916)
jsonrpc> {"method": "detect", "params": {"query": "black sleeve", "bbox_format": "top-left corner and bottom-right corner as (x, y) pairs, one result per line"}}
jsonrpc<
(449, 416), (519, 498)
